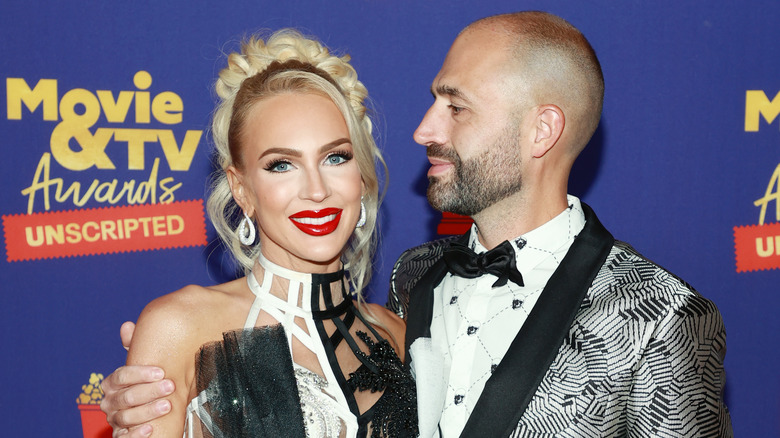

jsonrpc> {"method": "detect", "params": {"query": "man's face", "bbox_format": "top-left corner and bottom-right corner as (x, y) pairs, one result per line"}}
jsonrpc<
(425, 122), (522, 217)
(414, 28), (528, 217)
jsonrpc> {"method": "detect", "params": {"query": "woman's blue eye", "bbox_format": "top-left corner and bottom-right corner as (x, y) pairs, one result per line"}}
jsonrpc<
(326, 150), (353, 165)
(327, 155), (347, 165)
(265, 160), (292, 172)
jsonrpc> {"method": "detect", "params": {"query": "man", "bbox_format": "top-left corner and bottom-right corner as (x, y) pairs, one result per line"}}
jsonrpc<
(385, 12), (731, 437)
(102, 11), (732, 437)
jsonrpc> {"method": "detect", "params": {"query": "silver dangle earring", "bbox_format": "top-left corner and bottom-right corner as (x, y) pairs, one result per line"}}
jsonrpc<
(356, 198), (366, 228)
(238, 211), (256, 245)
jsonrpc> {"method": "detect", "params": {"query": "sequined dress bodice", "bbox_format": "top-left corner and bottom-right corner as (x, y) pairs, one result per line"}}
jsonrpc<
(183, 254), (417, 438)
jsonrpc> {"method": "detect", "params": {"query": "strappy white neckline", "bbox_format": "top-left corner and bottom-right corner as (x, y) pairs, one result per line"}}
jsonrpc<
(184, 252), (358, 437)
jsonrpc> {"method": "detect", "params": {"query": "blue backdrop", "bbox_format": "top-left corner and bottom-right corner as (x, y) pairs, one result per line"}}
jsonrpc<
(1, 1), (778, 436)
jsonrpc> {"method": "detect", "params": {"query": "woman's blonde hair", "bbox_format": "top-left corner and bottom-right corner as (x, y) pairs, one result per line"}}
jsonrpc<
(207, 29), (386, 301)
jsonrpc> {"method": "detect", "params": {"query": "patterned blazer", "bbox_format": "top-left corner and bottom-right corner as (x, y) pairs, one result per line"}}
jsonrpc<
(387, 203), (732, 438)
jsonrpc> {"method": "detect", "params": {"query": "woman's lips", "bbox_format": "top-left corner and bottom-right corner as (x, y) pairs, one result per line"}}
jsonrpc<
(289, 208), (342, 236)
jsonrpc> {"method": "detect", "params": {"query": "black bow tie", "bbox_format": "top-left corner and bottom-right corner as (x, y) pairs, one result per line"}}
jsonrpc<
(442, 240), (524, 288)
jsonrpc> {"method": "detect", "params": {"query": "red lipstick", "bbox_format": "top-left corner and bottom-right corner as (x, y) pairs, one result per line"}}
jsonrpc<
(289, 208), (342, 236)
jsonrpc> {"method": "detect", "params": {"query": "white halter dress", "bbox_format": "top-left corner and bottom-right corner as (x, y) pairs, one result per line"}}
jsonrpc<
(183, 254), (417, 438)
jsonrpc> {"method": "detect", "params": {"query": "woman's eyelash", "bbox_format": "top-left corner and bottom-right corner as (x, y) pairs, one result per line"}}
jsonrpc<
(328, 149), (354, 161)
(263, 149), (353, 172)
(264, 159), (291, 172)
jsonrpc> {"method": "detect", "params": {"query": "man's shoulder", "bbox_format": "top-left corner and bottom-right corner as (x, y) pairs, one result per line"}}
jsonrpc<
(602, 240), (696, 290)
(591, 240), (718, 316)
(394, 236), (459, 266)
(387, 236), (460, 318)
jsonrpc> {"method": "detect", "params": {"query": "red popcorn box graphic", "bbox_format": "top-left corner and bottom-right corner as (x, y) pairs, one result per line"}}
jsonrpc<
(76, 373), (111, 438)
(78, 404), (111, 438)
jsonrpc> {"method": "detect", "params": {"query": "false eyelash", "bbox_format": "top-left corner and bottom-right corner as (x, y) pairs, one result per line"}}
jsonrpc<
(328, 149), (354, 161)
(264, 158), (291, 172)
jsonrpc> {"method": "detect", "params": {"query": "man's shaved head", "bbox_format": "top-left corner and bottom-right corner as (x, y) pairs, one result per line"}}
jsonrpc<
(464, 12), (604, 155)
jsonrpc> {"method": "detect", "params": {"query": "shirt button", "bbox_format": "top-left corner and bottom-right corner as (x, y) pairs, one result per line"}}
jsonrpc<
(454, 394), (465, 405)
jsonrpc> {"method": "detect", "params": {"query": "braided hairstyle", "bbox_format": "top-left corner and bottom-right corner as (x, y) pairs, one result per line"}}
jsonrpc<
(207, 29), (386, 300)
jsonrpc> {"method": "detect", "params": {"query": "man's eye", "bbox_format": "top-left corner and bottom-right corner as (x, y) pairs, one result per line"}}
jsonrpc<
(448, 104), (463, 115)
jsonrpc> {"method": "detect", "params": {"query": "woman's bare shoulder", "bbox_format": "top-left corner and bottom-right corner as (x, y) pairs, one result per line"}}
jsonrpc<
(127, 278), (248, 363)
(362, 302), (404, 327)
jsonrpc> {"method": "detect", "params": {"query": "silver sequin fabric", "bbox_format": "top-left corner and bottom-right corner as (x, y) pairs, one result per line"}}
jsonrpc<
(295, 366), (343, 437)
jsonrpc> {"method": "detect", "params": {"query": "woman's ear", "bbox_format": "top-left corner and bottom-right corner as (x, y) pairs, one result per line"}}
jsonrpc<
(226, 166), (253, 216)
(531, 104), (565, 158)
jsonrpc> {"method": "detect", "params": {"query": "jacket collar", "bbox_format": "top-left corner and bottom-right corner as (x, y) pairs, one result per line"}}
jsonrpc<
(460, 202), (614, 437)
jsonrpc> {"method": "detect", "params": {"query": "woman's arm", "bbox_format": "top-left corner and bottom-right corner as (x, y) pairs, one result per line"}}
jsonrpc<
(125, 286), (203, 437)
(101, 321), (176, 438)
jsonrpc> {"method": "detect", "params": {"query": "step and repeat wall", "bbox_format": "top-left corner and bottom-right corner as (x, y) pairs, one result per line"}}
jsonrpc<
(1, 1), (778, 436)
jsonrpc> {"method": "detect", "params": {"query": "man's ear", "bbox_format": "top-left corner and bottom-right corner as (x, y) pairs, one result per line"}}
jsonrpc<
(532, 104), (565, 158)
(226, 166), (254, 216)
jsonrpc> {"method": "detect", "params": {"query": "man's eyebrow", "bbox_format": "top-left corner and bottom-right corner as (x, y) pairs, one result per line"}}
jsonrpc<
(434, 84), (472, 105)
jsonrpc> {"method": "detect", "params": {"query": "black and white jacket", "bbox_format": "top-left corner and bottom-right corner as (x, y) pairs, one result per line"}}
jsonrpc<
(387, 203), (732, 438)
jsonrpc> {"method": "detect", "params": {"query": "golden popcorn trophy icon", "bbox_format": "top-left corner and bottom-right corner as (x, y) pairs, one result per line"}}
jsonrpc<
(76, 373), (111, 438)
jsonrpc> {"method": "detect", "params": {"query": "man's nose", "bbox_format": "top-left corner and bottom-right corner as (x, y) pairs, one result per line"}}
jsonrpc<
(414, 104), (448, 147)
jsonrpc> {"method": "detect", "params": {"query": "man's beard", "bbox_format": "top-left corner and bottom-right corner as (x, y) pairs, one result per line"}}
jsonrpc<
(426, 126), (523, 217)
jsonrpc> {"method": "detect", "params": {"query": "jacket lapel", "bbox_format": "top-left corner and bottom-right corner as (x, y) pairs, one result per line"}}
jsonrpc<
(460, 203), (614, 438)
(404, 233), (470, 364)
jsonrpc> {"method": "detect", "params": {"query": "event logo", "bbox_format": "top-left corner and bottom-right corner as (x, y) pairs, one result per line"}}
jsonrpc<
(76, 372), (111, 438)
(2, 71), (207, 261)
(734, 90), (780, 272)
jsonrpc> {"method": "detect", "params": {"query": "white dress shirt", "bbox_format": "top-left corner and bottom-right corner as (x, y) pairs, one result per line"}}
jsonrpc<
(429, 195), (586, 437)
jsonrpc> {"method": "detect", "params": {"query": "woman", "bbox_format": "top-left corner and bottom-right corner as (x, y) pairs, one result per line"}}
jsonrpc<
(126, 29), (417, 437)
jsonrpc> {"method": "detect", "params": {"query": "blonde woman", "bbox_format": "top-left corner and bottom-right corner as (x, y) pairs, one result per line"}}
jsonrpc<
(112, 30), (417, 438)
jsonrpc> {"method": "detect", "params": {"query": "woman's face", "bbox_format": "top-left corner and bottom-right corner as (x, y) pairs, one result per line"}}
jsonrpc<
(230, 92), (364, 273)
